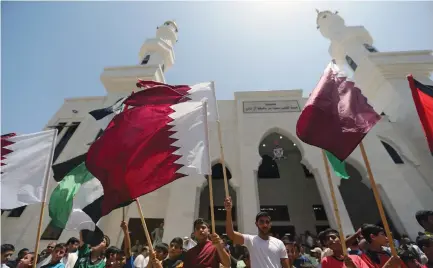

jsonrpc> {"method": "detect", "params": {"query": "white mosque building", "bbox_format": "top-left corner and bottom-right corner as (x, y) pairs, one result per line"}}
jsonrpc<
(2, 12), (433, 250)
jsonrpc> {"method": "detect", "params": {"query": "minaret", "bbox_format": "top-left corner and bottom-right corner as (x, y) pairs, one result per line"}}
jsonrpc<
(101, 20), (179, 93)
(316, 10), (433, 188)
(138, 20), (179, 74)
(316, 10), (377, 77)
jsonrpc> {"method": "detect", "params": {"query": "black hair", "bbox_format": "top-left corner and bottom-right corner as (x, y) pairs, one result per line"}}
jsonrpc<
(361, 224), (384, 243)
(398, 246), (418, 265)
(16, 248), (29, 259)
(415, 210), (433, 228)
(66, 237), (80, 245)
(154, 243), (169, 254)
(416, 235), (433, 249)
(55, 243), (67, 250)
(1, 244), (15, 253)
(104, 246), (121, 258)
(170, 237), (183, 248)
(318, 228), (339, 245)
(193, 218), (210, 229)
(255, 212), (271, 222)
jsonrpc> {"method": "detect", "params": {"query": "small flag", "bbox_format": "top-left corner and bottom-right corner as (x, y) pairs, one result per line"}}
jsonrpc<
(325, 151), (350, 179)
(86, 97), (210, 216)
(296, 63), (381, 161)
(1, 129), (57, 209)
(89, 97), (127, 131)
(407, 75), (433, 155)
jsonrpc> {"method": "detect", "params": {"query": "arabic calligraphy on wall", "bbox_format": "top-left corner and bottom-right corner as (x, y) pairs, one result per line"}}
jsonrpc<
(243, 100), (300, 113)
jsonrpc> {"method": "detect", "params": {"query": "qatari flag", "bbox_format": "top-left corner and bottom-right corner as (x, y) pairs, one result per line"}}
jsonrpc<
(296, 63), (381, 161)
(86, 85), (210, 216)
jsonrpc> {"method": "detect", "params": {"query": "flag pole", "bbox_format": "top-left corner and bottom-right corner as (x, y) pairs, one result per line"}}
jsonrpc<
(211, 81), (230, 198)
(135, 198), (154, 252)
(33, 129), (58, 268)
(203, 100), (216, 233)
(359, 142), (398, 256)
(321, 150), (347, 256)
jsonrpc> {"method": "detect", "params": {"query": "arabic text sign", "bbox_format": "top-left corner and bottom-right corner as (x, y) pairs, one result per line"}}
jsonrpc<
(243, 100), (300, 113)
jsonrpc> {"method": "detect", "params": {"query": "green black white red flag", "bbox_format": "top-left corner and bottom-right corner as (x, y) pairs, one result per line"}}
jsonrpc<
(407, 75), (433, 155)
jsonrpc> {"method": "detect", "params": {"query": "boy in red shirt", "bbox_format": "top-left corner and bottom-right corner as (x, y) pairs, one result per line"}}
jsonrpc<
(359, 224), (404, 268)
(319, 228), (369, 268)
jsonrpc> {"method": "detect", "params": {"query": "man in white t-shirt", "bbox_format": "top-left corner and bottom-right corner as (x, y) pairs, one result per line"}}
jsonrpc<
(224, 197), (289, 268)
(133, 246), (149, 268)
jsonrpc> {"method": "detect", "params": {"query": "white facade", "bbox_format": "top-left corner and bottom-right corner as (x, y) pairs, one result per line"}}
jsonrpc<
(2, 15), (433, 251)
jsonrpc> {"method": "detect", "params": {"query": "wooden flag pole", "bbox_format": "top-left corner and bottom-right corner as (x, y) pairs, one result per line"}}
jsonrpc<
(203, 100), (216, 233)
(213, 80), (230, 198)
(33, 129), (58, 268)
(359, 142), (398, 256)
(135, 199), (154, 252)
(208, 174), (216, 234)
(321, 150), (347, 256)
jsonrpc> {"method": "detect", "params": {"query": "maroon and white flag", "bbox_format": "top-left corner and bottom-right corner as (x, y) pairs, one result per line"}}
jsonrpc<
(86, 92), (211, 215)
(1, 129), (57, 209)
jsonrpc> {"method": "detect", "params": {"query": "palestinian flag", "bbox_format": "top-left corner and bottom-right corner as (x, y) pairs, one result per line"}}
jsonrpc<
(89, 97), (128, 131)
(407, 75), (433, 155)
(49, 154), (130, 246)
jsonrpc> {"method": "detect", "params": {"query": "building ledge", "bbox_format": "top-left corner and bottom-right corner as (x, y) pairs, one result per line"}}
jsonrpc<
(101, 64), (165, 93)
(368, 50), (433, 79)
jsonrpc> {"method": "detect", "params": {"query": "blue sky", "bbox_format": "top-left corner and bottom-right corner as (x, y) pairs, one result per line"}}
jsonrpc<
(2, 1), (433, 134)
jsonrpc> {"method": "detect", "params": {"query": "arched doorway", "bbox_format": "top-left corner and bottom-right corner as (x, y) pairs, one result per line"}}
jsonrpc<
(339, 163), (399, 236)
(199, 163), (237, 235)
(257, 132), (329, 239)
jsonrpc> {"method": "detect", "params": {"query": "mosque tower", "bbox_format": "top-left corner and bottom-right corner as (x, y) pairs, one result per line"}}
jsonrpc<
(316, 10), (433, 188)
(100, 20), (178, 93)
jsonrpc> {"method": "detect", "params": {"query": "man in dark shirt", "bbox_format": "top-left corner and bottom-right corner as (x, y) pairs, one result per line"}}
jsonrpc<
(183, 218), (230, 268)
(162, 238), (184, 268)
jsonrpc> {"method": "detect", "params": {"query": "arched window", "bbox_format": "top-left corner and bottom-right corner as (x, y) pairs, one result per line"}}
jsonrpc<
(141, 55), (150, 65)
(258, 155), (280, 179)
(380, 141), (404, 164)
(363, 44), (378, 53)
(345, 55), (358, 72)
(211, 163), (232, 180)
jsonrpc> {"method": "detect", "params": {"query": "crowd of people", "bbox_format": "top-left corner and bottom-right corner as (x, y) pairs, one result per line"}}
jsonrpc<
(1, 198), (432, 268)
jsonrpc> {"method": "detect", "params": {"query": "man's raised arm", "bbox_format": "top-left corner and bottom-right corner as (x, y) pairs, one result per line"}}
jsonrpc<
(224, 196), (244, 245)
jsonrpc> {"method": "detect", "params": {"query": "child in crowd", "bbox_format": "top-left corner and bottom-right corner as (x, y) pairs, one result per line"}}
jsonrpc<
(398, 247), (426, 268)
(74, 232), (109, 268)
(17, 252), (35, 268)
(360, 224), (404, 268)
(162, 238), (184, 268)
(1, 244), (15, 268)
(147, 243), (169, 268)
(319, 228), (368, 268)
(104, 247), (121, 268)
(40, 244), (67, 268)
